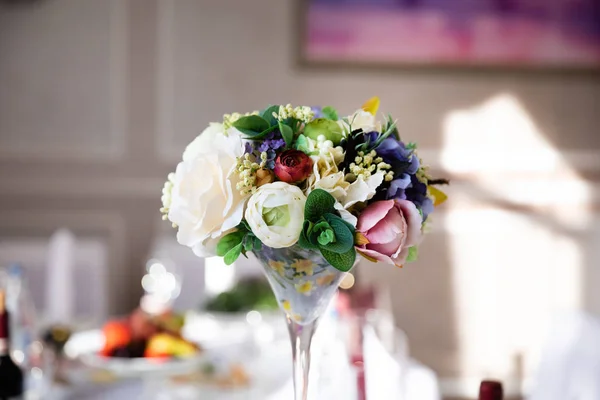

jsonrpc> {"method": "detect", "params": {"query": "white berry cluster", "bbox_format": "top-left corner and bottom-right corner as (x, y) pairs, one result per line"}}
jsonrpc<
(348, 150), (394, 182)
(160, 173), (177, 227)
(314, 134), (344, 164)
(272, 104), (314, 124)
(235, 152), (269, 196)
(223, 110), (259, 129)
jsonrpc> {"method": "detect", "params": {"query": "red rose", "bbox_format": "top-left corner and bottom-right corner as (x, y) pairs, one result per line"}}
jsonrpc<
(274, 150), (313, 183)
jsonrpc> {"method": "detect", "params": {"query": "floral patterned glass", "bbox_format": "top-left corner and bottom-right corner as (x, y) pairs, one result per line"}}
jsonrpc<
(254, 245), (349, 400)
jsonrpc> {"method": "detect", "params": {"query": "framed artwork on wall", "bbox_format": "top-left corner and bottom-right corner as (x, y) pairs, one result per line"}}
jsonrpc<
(299, 0), (600, 69)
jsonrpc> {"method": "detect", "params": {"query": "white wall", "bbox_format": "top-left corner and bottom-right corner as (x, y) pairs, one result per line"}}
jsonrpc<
(1, 0), (599, 395)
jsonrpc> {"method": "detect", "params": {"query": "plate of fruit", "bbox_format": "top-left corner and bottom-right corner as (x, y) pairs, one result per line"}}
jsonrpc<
(65, 308), (207, 377)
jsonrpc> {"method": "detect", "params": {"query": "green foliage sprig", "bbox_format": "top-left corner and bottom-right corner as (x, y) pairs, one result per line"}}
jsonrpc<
(230, 105), (305, 149)
(216, 221), (262, 265)
(298, 189), (356, 271)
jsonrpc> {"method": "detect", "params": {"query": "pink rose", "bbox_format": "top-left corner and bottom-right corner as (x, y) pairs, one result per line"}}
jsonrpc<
(356, 199), (422, 267)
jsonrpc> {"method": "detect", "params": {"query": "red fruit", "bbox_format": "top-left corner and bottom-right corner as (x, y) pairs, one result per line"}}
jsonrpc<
(129, 308), (157, 340)
(101, 320), (131, 356)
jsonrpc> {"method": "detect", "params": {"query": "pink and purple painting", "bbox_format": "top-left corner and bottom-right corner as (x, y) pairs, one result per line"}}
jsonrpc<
(302, 0), (600, 68)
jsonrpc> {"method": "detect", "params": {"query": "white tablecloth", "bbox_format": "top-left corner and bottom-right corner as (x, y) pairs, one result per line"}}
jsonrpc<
(47, 358), (438, 400)
(44, 311), (440, 400)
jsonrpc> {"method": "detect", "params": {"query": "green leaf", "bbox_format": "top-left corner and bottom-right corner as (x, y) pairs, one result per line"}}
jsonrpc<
(307, 219), (333, 246)
(232, 115), (270, 135)
(340, 217), (357, 234)
(317, 229), (335, 246)
(216, 231), (245, 257)
(320, 247), (356, 272)
(261, 105), (280, 126)
(386, 114), (400, 140)
(299, 233), (318, 250)
(322, 213), (354, 254)
(406, 246), (418, 263)
(304, 189), (336, 222)
(224, 243), (243, 265)
(305, 220), (322, 247)
(294, 134), (312, 155)
(299, 221), (319, 250)
(252, 236), (262, 251)
(370, 121), (397, 150)
(279, 122), (294, 148)
(240, 220), (251, 232)
(321, 106), (338, 121)
(238, 124), (278, 140)
(405, 142), (417, 151)
(243, 235), (254, 253)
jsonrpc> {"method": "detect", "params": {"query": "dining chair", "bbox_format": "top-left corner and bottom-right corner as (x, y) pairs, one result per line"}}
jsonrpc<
(0, 230), (109, 325)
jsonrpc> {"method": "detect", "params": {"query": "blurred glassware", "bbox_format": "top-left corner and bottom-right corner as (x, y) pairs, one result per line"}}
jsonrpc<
(23, 340), (55, 400)
(1, 268), (55, 399)
(4, 263), (38, 368)
(337, 308), (410, 400)
(42, 325), (72, 355)
(140, 258), (182, 315)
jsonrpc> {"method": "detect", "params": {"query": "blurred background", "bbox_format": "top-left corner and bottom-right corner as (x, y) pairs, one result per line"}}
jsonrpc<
(0, 0), (599, 399)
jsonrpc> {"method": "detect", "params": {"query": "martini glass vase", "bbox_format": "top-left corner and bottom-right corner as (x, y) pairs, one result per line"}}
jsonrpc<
(254, 245), (349, 400)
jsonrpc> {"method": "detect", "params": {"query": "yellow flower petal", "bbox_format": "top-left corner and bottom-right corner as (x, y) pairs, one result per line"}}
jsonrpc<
(282, 300), (291, 311)
(428, 186), (448, 207)
(357, 249), (378, 263)
(295, 281), (314, 296)
(316, 273), (336, 286)
(268, 260), (286, 276)
(291, 259), (314, 276)
(355, 232), (370, 246)
(362, 96), (380, 115)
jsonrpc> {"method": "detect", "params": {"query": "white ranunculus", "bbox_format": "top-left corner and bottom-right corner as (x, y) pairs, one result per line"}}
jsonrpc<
(168, 124), (246, 257)
(245, 182), (307, 248)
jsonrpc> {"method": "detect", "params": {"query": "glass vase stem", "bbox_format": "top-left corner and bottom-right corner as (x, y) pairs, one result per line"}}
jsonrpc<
(287, 316), (319, 400)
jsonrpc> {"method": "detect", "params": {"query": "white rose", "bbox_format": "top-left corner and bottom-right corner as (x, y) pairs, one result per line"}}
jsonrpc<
(183, 122), (224, 161)
(245, 182), (306, 248)
(168, 125), (246, 257)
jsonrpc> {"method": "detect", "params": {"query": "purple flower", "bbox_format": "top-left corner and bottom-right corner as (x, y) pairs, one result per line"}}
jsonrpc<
(257, 131), (285, 153)
(311, 107), (324, 119)
(387, 173), (411, 200)
(404, 175), (433, 221)
(363, 132), (419, 175)
(243, 132), (285, 169)
(377, 137), (419, 175)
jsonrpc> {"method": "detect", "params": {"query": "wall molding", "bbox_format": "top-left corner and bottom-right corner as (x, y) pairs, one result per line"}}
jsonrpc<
(0, 0), (128, 162)
(156, 0), (180, 163)
(1, 176), (164, 199)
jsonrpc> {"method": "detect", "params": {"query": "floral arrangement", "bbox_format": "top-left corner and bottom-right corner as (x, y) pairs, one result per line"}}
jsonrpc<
(161, 97), (447, 272)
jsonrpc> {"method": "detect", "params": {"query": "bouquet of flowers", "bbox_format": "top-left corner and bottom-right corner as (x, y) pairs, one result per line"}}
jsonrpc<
(160, 97), (447, 272)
